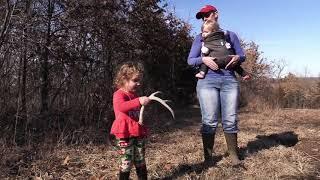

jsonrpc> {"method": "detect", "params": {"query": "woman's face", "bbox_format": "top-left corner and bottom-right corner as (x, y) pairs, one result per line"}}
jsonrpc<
(203, 11), (218, 22)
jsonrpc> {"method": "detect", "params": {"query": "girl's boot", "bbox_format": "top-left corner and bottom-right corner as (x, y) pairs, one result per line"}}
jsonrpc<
(136, 166), (147, 180)
(119, 171), (130, 180)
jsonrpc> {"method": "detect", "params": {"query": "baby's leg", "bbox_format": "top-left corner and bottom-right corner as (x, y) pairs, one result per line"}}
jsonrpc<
(196, 63), (208, 78)
(235, 65), (251, 80)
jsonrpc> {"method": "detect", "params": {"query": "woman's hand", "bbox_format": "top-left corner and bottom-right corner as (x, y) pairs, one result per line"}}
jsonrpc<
(225, 55), (240, 69)
(202, 56), (219, 70)
(139, 96), (151, 106)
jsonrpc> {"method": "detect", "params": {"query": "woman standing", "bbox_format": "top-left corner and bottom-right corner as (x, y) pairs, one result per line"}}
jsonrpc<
(187, 5), (246, 166)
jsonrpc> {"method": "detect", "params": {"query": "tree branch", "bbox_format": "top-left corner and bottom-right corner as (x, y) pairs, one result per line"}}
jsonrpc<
(0, 0), (17, 48)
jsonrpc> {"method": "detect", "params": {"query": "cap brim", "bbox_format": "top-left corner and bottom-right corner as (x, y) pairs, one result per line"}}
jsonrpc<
(196, 12), (203, 19)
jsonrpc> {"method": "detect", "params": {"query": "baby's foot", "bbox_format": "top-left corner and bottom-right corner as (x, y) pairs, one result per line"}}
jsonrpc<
(242, 74), (251, 81)
(195, 72), (205, 79)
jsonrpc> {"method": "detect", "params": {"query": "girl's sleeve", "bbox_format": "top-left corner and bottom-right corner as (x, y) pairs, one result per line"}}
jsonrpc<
(187, 34), (203, 67)
(113, 93), (141, 113)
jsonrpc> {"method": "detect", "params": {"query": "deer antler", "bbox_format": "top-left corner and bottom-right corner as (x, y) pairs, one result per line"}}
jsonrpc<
(139, 91), (175, 125)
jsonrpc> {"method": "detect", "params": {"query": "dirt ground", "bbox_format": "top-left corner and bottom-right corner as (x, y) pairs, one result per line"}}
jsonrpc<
(1, 107), (320, 179)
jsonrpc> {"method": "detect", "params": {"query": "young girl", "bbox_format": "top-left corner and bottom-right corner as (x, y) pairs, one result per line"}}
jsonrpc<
(110, 61), (151, 180)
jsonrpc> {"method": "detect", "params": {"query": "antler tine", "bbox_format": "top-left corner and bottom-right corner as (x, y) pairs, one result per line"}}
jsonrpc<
(139, 105), (145, 125)
(139, 91), (162, 125)
(149, 94), (175, 120)
(138, 91), (175, 125)
(150, 91), (162, 97)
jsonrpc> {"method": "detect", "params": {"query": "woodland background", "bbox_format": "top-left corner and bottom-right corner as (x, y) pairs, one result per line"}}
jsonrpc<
(1, 0), (319, 146)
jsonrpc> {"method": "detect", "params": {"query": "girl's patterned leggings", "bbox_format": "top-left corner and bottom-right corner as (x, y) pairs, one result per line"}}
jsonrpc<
(115, 137), (147, 172)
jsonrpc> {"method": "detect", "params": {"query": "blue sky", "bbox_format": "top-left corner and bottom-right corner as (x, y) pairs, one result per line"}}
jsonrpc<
(166, 0), (320, 77)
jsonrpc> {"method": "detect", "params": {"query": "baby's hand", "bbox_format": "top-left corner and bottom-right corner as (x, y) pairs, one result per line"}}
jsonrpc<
(139, 96), (151, 106)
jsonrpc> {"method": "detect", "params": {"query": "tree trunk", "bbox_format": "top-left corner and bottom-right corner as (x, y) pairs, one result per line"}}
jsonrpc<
(39, 0), (54, 130)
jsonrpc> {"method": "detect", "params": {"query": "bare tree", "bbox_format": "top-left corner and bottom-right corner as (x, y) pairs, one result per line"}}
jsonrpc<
(0, 0), (194, 144)
(0, 0), (17, 48)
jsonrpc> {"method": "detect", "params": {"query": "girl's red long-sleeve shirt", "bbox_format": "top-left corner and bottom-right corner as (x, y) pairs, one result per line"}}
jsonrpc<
(110, 89), (148, 138)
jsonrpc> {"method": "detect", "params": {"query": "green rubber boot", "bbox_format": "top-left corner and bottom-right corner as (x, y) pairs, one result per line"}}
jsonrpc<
(224, 133), (241, 166)
(202, 133), (215, 165)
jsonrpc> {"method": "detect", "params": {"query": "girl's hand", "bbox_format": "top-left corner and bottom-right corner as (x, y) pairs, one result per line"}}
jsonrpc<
(225, 55), (240, 69)
(139, 96), (151, 106)
(202, 56), (219, 70)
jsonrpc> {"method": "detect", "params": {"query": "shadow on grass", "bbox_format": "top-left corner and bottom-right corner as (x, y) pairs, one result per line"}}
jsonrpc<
(159, 131), (299, 179)
(239, 131), (299, 159)
(159, 155), (223, 180)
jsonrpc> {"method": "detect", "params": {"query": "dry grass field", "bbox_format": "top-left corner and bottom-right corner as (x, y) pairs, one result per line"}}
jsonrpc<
(1, 107), (319, 179)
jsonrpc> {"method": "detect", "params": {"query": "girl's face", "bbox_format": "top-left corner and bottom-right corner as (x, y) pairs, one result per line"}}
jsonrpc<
(123, 73), (141, 93)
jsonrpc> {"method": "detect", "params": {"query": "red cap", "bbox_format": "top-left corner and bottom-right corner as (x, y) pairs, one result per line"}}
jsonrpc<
(196, 5), (217, 19)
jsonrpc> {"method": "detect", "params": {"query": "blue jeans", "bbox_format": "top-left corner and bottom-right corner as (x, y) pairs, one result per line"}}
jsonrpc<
(197, 75), (239, 134)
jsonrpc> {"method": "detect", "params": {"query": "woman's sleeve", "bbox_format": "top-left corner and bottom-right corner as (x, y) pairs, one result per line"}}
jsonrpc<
(187, 34), (203, 67)
(113, 93), (141, 113)
(229, 31), (246, 62)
